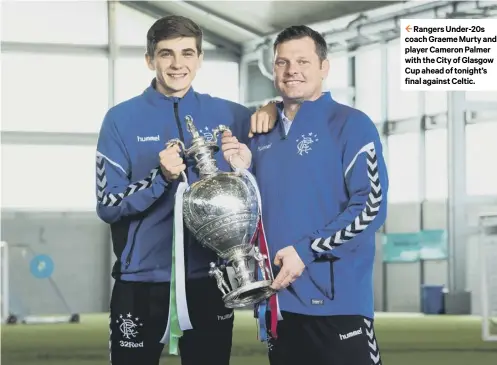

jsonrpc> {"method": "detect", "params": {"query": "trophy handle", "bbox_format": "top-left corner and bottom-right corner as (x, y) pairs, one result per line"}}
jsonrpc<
(179, 171), (188, 183)
(165, 138), (189, 184)
(212, 125), (231, 144)
(166, 138), (186, 151)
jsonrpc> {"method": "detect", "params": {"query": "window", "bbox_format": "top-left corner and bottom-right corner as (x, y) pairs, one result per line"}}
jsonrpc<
(115, 3), (216, 50)
(1, 53), (109, 133)
(115, 3), (156, 47)
(326, 55), (349, 91)
(466, 121), (497, 196)
(424, 91), (448, 115)
(246, 62), (277, 103)
(1, 1), (108, 45)
(330, 91), (352, 107)
(387, 42), (420, 120)
(387, 133), (421, 202)
(194, 61), (239, 102)
(114, 58), (239, 104)
(465, 91), (497, 102)
(115, 57), (154, 105)
(1, 145), (97, 211)
(355, 47), (383, 122)
(425, 129), (448, 200)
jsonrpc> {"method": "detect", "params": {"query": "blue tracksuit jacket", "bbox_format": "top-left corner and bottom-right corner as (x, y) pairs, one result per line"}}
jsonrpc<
(95, 80), (251, 282)
(250, 92), (388, 318)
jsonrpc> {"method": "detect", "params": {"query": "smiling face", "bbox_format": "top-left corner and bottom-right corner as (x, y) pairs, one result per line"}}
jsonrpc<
(146, 37), (203, 97)
(273, 36), (329, 103)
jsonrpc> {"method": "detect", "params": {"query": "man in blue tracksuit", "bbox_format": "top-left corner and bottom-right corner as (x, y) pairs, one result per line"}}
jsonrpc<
(222, 25), (388, 365)
(96, 16), (277, 365)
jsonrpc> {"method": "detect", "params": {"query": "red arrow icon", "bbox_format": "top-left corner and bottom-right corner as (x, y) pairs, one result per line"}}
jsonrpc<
(406, 24), (412, 32)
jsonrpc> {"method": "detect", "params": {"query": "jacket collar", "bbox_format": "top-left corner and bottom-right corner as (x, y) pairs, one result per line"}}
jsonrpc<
(143, 78), (196, 105)
(276, 91), (336, 119)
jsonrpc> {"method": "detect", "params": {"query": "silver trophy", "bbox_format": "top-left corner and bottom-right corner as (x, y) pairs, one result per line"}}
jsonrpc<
(166, 116), (275, 309)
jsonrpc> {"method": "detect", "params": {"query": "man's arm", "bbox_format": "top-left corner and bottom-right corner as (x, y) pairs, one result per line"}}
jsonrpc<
(96, 112), (170, 224)
(293, 113), (389, 265)
(249, 101), (280, 138)
(228, 103), (253, 145)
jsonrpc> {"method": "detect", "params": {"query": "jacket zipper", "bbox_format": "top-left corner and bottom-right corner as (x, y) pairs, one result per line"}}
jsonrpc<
(125, 218), (144, 269)
(279, 119), (288, 140)
(124, 102), (188, 271)
(174, 102), (187, 149)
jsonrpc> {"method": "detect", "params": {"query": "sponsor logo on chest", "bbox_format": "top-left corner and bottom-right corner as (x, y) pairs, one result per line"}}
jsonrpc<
(137, 135), (160, 142)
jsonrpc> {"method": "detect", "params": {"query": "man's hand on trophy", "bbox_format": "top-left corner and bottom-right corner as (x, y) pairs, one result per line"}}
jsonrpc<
(248, 101), (278, 138)
(159, 144), (186, 182)
(221, 131), (252, 170)
(270, 246), (305, 291)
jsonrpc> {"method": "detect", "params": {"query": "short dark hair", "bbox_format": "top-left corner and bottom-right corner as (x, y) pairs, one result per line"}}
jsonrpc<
(146, 15), (203, 57)
(273, 25), (328, 61)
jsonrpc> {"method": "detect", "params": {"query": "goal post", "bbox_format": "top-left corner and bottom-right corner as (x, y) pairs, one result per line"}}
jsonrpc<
(0, 241), (79, 325)
(478, 212), (497, 342)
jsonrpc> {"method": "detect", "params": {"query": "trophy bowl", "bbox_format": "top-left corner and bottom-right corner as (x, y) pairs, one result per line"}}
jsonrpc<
(168, 116), (275, 309)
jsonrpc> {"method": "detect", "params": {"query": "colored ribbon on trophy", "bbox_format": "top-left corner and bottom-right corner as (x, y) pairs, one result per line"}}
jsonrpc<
(257, 219), (280, 339)
(257, 299), (268, 342)
(250, 227), (268, 342)
(233, 167), (282, 340)
(160, 178), (193, 354)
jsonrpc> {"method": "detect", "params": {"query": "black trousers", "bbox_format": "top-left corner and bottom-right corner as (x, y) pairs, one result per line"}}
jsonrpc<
(109, 277), (234, 365)
(267, 311), (382, 365)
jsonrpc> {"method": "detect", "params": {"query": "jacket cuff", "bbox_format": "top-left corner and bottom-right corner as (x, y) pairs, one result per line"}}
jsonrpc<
(157, 168), (171, 187)
(293, 238), (318, 266)
(246, 161), (254, 174)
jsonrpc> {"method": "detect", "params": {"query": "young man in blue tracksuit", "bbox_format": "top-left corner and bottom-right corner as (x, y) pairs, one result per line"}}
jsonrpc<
(222, 26), (388, 365)
(96, 16), (277, 365)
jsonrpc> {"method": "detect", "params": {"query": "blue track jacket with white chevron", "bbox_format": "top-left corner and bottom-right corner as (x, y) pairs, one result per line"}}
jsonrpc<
(250, 92), (388, 318)
(95, 81), (251, 282)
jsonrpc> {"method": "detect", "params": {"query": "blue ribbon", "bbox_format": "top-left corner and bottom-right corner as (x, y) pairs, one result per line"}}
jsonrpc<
(256, 265), (268, 342)
(258, 300), (268, 342)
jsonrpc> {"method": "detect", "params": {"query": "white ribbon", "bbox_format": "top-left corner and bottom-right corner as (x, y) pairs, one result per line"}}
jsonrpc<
(160, 178), (193, 344)
(161, 308), (171, 344)
(174, 181), (193, 331)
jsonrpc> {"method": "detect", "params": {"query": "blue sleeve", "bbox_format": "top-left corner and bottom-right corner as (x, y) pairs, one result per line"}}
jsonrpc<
(247, 137), (257, 174)
(95, 112), (170, 224)
(228, 102), (252, 145)
(293, 112), (389, 264)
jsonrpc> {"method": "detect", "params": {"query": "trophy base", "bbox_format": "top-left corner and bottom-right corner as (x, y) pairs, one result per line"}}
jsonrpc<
(223, 280), (275, 309)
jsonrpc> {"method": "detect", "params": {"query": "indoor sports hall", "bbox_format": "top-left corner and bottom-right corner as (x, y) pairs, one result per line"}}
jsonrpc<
(1, 1), (496, 365)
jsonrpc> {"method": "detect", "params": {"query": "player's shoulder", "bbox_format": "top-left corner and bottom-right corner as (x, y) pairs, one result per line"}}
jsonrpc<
(99, 91), (153, 138)
(105, 94), (146, 124)
(333, 102), (377, 133)
(333, 101), (372, 123)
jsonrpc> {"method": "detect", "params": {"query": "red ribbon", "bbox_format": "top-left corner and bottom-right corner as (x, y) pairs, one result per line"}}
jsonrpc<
(255, 219), (278, 338)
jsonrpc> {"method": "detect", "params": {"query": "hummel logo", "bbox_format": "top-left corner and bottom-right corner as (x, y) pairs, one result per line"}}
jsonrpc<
(137, 135), (160, 142)
(217, 312), (234, 321)
(339, 327), (362, 340)
(258, 143), (272, 151)
(311, 299), (324, 305)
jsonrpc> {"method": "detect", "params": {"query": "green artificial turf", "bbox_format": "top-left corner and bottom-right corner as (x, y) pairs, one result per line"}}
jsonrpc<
(1, 311), (496, 365)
